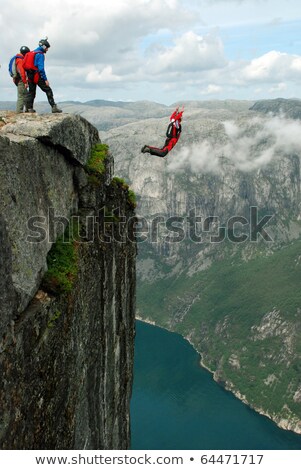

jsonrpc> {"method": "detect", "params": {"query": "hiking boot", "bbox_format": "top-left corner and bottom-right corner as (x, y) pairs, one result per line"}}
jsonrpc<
(141, 145), (150, 153)
(52, 105), (62, 113)
(26, 108), (36, 113)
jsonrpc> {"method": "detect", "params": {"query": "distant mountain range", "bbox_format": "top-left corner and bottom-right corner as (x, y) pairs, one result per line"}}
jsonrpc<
(0, 98), (253, 130)
(250, 98), (301, 119)
(2, 97), (301, 128)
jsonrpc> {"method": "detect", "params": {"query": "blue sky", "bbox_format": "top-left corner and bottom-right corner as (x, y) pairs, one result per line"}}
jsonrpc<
(0, 0), (301, 104)
(216, 20), (301, 60)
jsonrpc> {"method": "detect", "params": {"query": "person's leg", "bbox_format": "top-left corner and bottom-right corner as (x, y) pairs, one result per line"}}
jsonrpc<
(141, 137), (170, 157)
(37, 78), (62, 112)
(37, 78), (55, 106)
(18, 80), (27, 113)
(146, 138), (177, 156)
(148, 146), (168, 157)
(26, 72), (37, 111)
(16, 80), (24, 113)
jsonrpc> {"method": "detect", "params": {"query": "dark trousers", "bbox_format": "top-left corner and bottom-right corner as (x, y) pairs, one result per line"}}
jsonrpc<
(148, 137), (178, 157)
(148, 145), (169, 158)
(27, 71), (55, 109)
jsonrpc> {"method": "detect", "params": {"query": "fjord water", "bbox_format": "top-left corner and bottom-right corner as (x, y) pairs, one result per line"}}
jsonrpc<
(131, 321), (301, 450)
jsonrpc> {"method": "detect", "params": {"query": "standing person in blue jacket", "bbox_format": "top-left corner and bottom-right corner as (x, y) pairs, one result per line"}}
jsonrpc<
(24, 38), (62, 113)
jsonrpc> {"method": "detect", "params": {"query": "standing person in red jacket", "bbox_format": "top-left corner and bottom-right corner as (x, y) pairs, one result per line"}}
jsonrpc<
(141, 107), (184, 157)
(24, 38), (62, 113)
(11, 46), (30, 113)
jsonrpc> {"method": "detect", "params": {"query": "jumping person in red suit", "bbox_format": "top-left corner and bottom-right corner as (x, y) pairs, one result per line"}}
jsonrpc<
(141, 107), (184, 158)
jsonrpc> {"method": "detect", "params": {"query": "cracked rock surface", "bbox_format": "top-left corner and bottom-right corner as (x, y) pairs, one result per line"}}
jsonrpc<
(0, 113), (98, 327)
(0, 112), (136, 449)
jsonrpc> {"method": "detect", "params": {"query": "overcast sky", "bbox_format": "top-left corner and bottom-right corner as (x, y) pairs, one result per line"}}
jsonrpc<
(1, 0), (301, 104)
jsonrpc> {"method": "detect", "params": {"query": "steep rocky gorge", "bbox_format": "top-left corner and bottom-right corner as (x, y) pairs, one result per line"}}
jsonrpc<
(0, 113), (136, 449)
(99, 99), (301, 434)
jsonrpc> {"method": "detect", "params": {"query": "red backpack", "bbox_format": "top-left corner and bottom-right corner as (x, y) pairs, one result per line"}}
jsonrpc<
(23, 51), (43, 83)
(23, 51), (42, 71)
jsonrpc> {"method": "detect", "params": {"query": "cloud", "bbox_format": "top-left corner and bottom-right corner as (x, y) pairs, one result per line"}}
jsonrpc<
(0, 0), (197, 64)
(0, 0), (301, 102)
(168, 116), (301, 174)
(268, 82), (287, 93)
(268, 17), (283, 26)
(0, 0), (200, 100)
(201, 84), (222, 95)
(189, 0), (301, 27)
(168, 140), (221, 173)
(144, 32), (227, 75)
(241, 51), (301, 83)
(86, 66), (122, 84)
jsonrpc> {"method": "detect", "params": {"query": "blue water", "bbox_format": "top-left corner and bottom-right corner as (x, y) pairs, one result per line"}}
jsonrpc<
(131, 320), (301, 450)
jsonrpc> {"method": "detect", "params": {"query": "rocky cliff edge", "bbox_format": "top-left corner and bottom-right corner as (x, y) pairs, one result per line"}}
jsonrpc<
(0, 112), (136, 449)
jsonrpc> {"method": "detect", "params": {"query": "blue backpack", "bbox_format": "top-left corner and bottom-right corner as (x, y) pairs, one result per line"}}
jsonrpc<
(8, 54), (22, 77)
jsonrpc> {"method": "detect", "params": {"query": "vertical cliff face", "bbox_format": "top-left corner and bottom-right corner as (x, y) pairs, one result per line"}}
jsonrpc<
(0, 113), (136, 449)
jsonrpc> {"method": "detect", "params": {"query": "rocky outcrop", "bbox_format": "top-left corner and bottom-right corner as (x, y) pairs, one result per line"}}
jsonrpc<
(0, 112), (136, 449)
(250, 98), (301, 119)
(0, 113), (98, 330)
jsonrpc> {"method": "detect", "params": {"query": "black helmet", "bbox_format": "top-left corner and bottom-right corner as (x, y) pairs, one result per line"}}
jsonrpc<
(39, 38), (50, 49)
(20, 46), (30, 55)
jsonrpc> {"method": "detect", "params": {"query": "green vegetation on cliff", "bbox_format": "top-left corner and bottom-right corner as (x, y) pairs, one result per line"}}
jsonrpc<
(42, 222), (79, 295)
(85, 143), (108, 175)
(112, 177), (137, 209)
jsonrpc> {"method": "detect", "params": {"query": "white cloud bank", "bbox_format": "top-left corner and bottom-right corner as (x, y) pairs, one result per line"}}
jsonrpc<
(242, 51), (301, 83)
(168, 116), (301, 173)
(144, 32), (227, 75)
